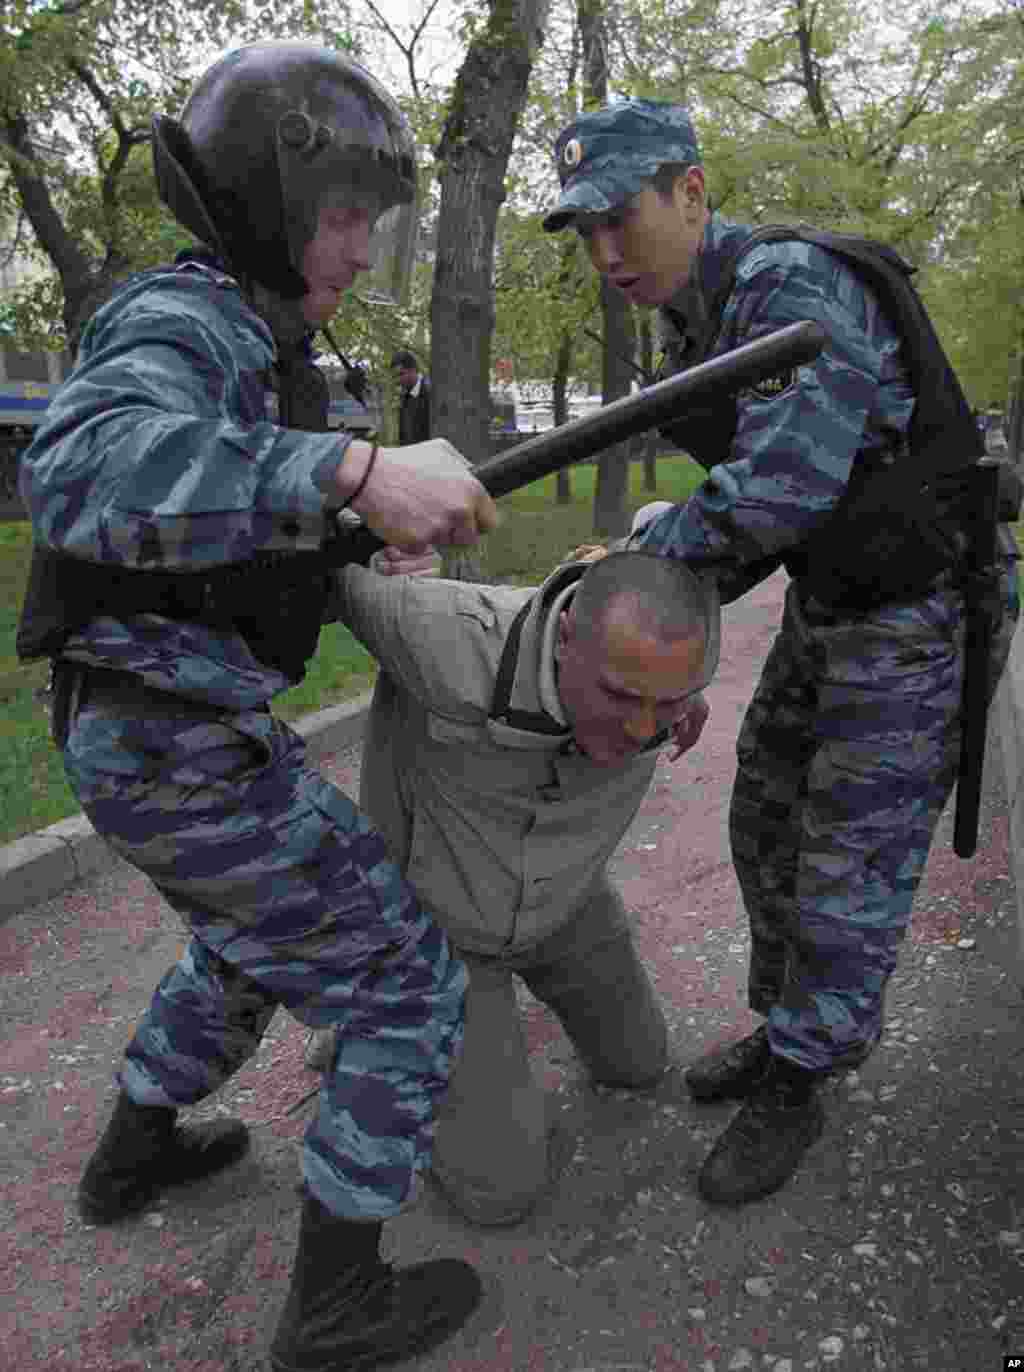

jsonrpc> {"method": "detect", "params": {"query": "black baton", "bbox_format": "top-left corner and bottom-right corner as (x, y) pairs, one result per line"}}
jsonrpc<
(472, 320), (827, 497)
(953, 458), (1002, 859)
(332, 319), (827, 563)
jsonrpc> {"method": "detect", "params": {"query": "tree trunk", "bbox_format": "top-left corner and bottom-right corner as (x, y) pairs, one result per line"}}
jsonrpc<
(1009, 341), (1024, 466)
(552, 329), (574, 504)
(593, 277), (635, 536)
(643, 436), (658, 491)
(432, 0), (551, 579)
(578, 0), (632, 539)
(1, 109), (123, 351)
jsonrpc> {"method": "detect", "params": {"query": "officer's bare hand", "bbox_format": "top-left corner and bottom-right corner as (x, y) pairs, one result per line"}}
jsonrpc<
(668, 693), (709, 761)
(338, 439), (498, 551)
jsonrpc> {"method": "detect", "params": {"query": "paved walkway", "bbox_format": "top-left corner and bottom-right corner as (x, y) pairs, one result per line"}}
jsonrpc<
(2, 573), (1023, 1372)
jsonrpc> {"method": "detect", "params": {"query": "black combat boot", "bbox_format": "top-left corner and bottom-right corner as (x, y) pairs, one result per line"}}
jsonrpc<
(78, 1090), (250, 1224)
(269, 1191), (483, 1371)
(697, 1056), (824, 1206)
(684, 1024), (771, 1102)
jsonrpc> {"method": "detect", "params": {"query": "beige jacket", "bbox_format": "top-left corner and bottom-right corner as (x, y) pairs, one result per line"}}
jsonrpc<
(333, 562), (668, 957)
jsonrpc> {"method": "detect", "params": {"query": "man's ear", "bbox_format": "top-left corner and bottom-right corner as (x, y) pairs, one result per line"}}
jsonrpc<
(674, 165), (706, 220)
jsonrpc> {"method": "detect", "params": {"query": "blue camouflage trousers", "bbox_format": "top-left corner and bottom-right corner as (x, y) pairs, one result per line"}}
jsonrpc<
(61, 676), (467, 1220)
(729, 558), (1019, 1073)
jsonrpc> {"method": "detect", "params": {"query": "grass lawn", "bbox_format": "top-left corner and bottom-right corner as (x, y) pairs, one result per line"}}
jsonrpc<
(0, 454), (704, 845)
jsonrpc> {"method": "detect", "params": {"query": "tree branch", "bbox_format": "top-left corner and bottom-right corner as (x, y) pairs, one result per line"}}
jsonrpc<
(362, 0), (444, 99)
(66, 56), (126, 135)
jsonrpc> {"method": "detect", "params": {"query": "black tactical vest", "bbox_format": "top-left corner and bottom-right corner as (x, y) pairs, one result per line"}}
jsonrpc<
(17, 346), (378, 682)
(658, 226), (983, 609)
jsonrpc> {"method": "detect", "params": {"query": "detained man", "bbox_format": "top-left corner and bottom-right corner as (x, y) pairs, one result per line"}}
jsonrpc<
(310, 548), (718, 1225)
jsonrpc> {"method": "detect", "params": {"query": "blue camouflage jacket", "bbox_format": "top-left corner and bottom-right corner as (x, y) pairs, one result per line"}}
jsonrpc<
(634, 214), (916, 603)
(19, 260), (352, 711)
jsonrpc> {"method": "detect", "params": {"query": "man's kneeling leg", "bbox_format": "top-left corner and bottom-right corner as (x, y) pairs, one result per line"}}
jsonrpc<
(431, 961), (550, 1226)
(522, 879), (668, 1088)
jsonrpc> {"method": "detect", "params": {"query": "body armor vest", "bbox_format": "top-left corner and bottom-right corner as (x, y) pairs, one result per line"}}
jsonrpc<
(659, 226), (984, 609)
(17, 344), (378, 682)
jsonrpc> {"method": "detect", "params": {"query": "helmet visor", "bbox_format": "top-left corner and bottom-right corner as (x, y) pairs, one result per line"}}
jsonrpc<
(361, 198), (418, 307)
(277, 111), (418, 305)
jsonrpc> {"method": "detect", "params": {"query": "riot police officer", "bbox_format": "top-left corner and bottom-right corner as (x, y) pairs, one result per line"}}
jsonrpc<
(17, 42), (497, 1370)
(542, 98), (1019, 1208)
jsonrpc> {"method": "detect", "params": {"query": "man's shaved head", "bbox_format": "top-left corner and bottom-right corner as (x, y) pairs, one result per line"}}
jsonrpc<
(571, 549), (715, 652)
(556, 550), (719, 765)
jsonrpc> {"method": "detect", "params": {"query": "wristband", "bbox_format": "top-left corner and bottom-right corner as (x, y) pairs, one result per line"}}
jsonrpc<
(344, 439), (379, 509)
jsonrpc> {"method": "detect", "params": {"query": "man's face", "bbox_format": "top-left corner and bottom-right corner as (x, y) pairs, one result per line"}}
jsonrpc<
(300, 206), (373, 327)
(556, 600), (706, 765)
(395, 364), (418, 391)
(577, 167), (708, 308)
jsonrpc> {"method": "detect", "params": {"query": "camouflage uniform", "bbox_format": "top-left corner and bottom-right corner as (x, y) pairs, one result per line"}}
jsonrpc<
(19, 260), (467, 1220)
(631, 213), (1019, 1072)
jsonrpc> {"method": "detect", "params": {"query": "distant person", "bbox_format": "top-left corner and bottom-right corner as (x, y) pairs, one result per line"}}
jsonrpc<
(392, 348), (431, 444)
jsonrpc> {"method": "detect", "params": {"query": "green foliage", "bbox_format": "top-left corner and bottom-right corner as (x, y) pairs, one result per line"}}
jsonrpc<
(6, 0), (1024, 440)
(492, 209), (602, 394)
(485, 452), (705, 582)
(0, 681), (79, 847)
(265, 623), (377, 724)
(590, 0), (1024, 406)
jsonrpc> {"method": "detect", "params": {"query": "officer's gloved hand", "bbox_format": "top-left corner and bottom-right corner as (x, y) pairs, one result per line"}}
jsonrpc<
(338, 438), (498, 552)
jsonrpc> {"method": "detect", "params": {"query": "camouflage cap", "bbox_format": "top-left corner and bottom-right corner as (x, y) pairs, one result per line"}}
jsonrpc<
(542, 99), (701, 233)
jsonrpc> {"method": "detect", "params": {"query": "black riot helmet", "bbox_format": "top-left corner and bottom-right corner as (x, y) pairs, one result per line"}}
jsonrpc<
(152, 42), (418, 304)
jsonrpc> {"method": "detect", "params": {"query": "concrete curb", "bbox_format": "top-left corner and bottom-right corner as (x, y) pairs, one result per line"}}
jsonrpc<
(0, 690), (372, 925)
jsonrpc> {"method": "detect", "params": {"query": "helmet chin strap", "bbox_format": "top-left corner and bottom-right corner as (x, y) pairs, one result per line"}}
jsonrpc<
(248, 280), (311, 354)
(243, 281), (331, 432)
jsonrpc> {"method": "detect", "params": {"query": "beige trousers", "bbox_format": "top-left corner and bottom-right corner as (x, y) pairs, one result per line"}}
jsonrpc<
(430, 877), (667, 1225)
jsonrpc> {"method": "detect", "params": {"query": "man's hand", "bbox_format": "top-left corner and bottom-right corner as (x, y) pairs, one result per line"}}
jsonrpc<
(370, 545), (442, 577)
(337, 438), (499, 551)
(668, 693), (709, 761)
(567, 543), (610, 564)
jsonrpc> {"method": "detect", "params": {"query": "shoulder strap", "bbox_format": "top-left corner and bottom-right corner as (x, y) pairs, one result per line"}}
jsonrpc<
(700, 225), (982, 474)
(489, 598), (566, 736)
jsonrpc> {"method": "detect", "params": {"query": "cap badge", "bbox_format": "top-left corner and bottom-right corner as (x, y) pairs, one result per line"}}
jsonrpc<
(563, 137), (583, 169)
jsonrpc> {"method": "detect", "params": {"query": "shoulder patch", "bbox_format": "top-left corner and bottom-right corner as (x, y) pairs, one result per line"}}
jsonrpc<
(747, 366), (797, 401)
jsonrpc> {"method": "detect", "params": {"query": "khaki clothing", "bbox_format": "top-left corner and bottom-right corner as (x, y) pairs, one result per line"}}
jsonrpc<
(333, 561), (664, 957)
(330, 558), (683, 1224)
(430, 886), (667, 1225)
